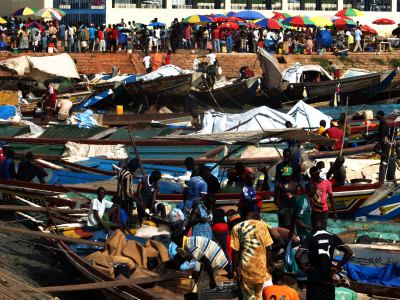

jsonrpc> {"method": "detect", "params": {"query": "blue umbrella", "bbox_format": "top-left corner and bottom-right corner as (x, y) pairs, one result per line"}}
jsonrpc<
(226, 11), (237, 17)
(148, 21), (166, 27)
(236, 10), (265, 20)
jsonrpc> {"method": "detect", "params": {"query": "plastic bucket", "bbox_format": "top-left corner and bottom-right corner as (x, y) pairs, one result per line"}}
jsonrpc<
(116, 105), (124, 115)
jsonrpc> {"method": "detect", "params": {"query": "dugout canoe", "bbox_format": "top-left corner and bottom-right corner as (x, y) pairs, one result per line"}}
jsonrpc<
(0, 179), (383, 216)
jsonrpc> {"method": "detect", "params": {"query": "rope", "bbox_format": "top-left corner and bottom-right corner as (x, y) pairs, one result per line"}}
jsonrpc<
(203, 75), (225, 112)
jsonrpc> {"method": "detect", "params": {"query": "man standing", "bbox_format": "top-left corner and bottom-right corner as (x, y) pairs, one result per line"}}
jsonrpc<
(184, 173), (208, 210)
(116, 160), (138, 225)
(306, 166), (337, 222)
(326, 120), (344, 151)
(295, 214), (353, 300)
(43, 81), (57, 117)
(137, 170), (164, 223)
(231, 202), (274, 300)
(143, 52), (152, 74)
(353, 27), (363, 52)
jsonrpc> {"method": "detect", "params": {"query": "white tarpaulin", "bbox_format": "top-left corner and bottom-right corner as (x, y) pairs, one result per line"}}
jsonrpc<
(62, 142), (128, 159)
(199, 106), (295, 134)
(136, 64), (192, 82)
(288, 100), (332, 129)
(0, 53), (79, 81)
(282, 63), (333, 83)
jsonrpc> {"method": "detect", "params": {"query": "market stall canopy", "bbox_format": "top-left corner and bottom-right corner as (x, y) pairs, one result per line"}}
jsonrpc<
(288, 100), (332, 129)
(0, 53), (79, 81)
(156, 128), (335, 146)
(199, 106), (294, 134)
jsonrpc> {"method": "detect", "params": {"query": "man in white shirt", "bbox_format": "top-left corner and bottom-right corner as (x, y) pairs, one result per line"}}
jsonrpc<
(143, 52), (152, 73)
(87, 187), (113, 230)
(353, 27), (363, 52)
(206, 49), (216, 66)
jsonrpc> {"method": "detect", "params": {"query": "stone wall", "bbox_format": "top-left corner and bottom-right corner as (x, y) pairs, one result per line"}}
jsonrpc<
(0, 51), (399, 78)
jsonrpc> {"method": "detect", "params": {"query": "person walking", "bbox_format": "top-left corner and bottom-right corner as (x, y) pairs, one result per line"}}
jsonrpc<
(353, 27), (363, 52)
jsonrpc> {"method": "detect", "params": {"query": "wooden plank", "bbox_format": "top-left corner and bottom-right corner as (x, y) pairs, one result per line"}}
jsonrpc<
(0, 205), (87, 214)
(0, 225), (104, 247)
(24, 273), (186, 293)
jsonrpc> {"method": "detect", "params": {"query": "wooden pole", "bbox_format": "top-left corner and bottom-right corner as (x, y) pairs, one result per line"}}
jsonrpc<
(0, 225), (105, 247)
(0, 205), (87, 214)
(128, 125), (146, 176)
(23, 273), (186, 293)
(339, 97), (349, 157)
(254, 116), (283, 160)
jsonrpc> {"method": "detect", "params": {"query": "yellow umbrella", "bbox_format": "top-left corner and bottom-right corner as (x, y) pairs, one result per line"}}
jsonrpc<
(310, 16), (333, 27)
(0, 17), (7, 24)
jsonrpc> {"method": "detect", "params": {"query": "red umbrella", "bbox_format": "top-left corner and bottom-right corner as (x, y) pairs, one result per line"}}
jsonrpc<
(372, 18), (395, 25)
(213, 16), (228, 22)
(272, 11), (291, 20)
(360, 24), (378, 35)
(218, 22), (239, 30)
(246, 22), (259, 29)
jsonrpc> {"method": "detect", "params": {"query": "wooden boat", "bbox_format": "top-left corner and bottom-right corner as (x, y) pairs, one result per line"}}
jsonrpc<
(258, 48), (397, 106)
(192, 76), (260, 109)
(0, 178), (383, 216)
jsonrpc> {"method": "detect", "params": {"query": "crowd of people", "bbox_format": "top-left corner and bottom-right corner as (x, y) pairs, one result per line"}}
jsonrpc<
(1, 15), (399, 55)
(83, 133), (359, 300)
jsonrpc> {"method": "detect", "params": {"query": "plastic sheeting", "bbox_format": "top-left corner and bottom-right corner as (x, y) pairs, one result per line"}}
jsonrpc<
(136, 65), (192, 82)
(288, 100), (332, 129)
(345, 262), (400, 287)
(63, 142), (128, 159)
(199, 106), (295, 134)
(0, 106), (16, 120)
(47, 170), (112, 185)
(73, 110), (98, 128)
(76, 89), (113, 110)
(0, 54), (79, 81)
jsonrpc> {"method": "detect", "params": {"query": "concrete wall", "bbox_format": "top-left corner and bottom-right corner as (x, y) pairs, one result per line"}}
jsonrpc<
(0, 51), (398, 77)
(0, 0), (48, 16)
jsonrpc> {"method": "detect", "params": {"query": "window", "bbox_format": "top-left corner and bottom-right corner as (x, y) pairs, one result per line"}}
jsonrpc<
(288, 0), (336, 10)
(54, 0), (105, 10)
(113, 0), (166, 8)
(231, 0), (281, 10)
(172, 0), (225, 9)
(344, 0), (391, 11)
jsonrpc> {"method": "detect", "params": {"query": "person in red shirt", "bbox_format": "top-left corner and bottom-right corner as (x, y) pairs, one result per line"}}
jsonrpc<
(227, 162), (253, 187)
(111, 25), (119, 52)
(213, 27), (221, 53)
(163, 50), (171, 65)
(106, 24), (113, 52)
(43, 81), (57, 117)
(306, 166), (337, 222)
(325, 120), (344, 151)
(98, 26), (106, 52)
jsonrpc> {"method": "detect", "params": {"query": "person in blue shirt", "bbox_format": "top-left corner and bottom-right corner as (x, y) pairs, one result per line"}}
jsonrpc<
(89, 24), (97, 52)
(0, 148), (16, 180)
(353, 27), (363, 52)
(107, 195), (128, 231)
(184, 195), (214, 239)
(58, 23), (66, 48)
(184, 175), (208, 211)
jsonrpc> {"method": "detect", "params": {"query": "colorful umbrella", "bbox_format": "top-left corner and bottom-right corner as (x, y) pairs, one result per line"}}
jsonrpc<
(333, 18), (356, 29)
(235, 10), (265, 20)
(183, 15), (213, 24)
(335, 8), (364, 17)
(52, 8), (66, 16)
(271, 11), (291, 20)
(13, 7), (37, 16)
(253, 18), (282, 30)
(0, 17), (7, 24)
(34, 8), (63, 20)
(309, 16), (333, 27)
(360, 24), (377, 35)
(282, 16), (315, 27)
(219, 22), (239, 30)
(372, 18), (395, 25)
(246, 22), (259, 29)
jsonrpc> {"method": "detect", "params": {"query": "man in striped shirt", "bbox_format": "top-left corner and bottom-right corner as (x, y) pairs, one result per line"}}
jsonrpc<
(175, 235), (228, 293)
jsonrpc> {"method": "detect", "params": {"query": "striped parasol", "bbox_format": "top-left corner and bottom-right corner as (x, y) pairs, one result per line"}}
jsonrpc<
(335, 8), (364, 17)
(309, 16), (333, 27)
(333, 18), (356, 29)
(282, 16), (315, 27)
(253, 18), (282, 30)
(13, 7), (37, 16)
(182, 15), (213, 24)
(34, 8), (63, 20)
(272, 11), (291, 20)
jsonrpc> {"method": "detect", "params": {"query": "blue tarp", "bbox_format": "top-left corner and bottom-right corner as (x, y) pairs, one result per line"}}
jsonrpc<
(47, 170), (112, 185)
(345, 262), (400, 287)
(75, 109), (97, 128)
(317, 30), (332, 48)
(77, 90), (114, 110)
(0, 106), (16, 120)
